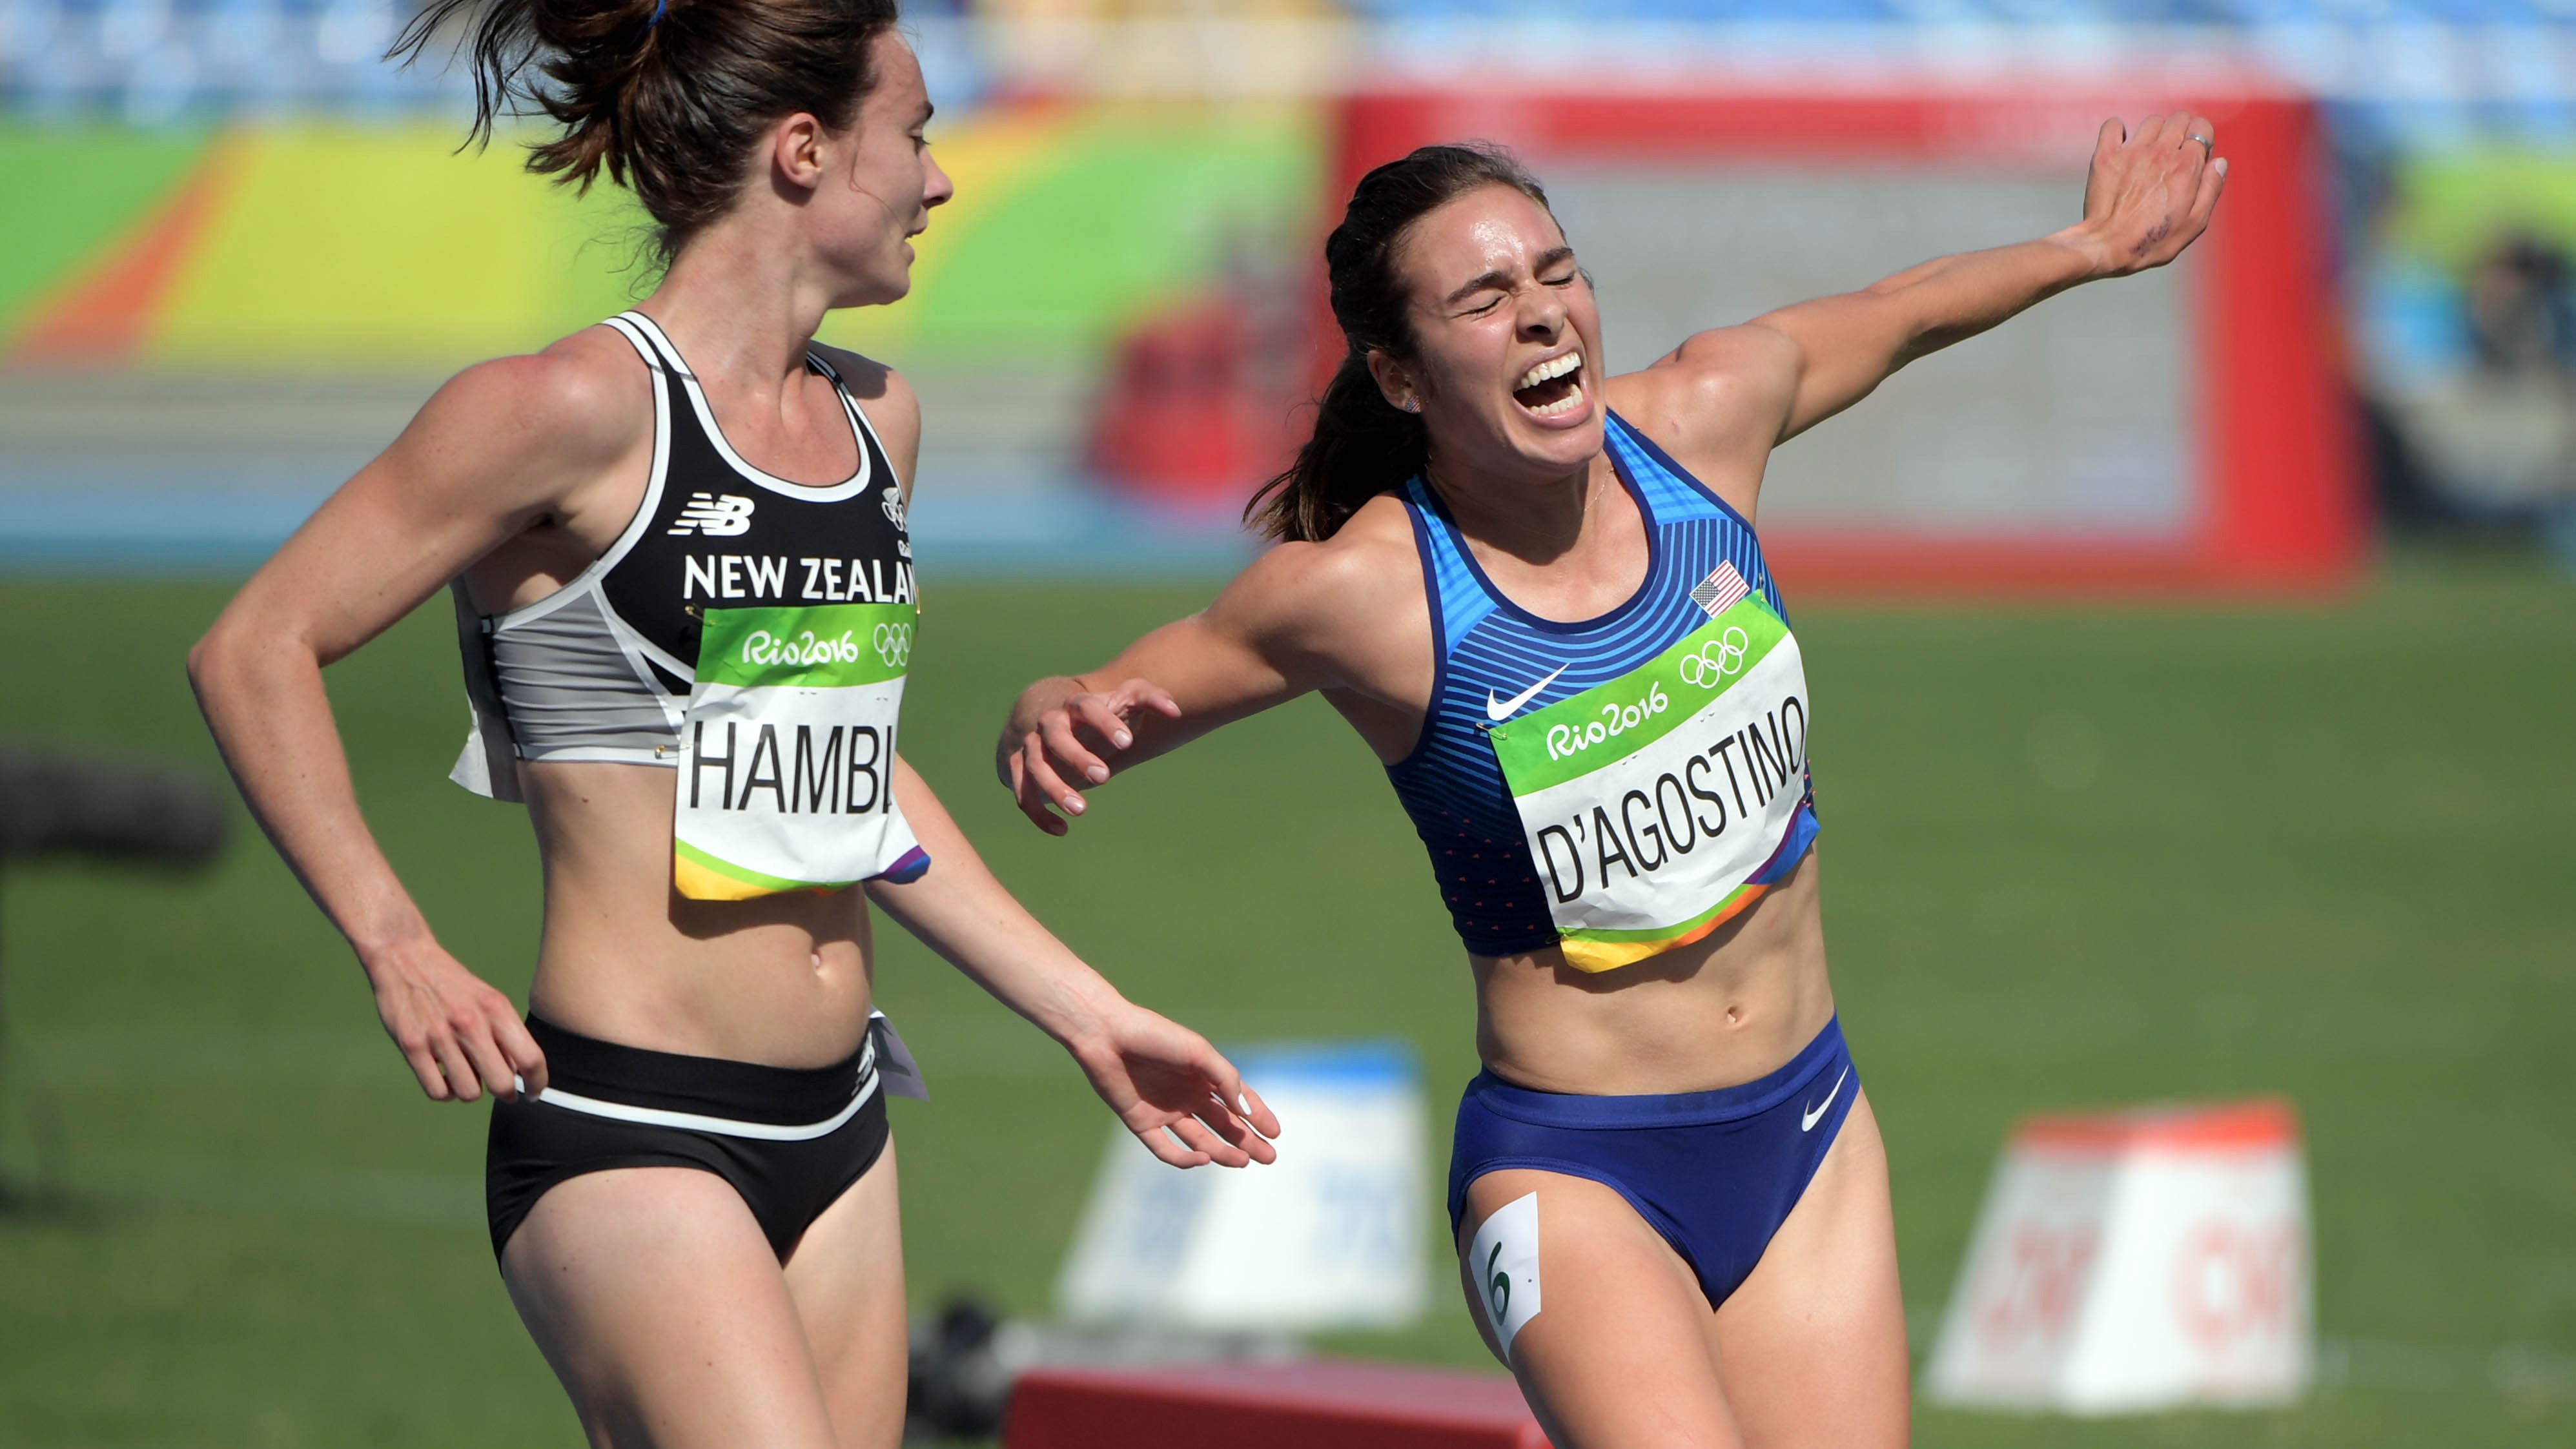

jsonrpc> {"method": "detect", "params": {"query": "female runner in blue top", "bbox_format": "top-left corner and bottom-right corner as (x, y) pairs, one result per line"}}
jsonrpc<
(190, 3), (1274, 1446)
(1001, 119), (2224, 1447)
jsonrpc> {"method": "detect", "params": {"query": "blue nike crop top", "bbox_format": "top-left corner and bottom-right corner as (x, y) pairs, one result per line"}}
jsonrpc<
(1384, 412), (1820, 959)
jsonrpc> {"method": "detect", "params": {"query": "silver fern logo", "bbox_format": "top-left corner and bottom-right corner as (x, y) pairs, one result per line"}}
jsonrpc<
(669, 492), (755, 537)
(881, 485), (906, 529)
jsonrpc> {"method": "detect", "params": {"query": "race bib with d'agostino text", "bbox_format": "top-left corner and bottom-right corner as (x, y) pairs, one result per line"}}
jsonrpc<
(672, 602), (925, 900)
(1486, 594), (1811, 972)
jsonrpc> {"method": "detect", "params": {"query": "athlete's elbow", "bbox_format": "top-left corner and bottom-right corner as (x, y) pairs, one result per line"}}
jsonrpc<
(187, 627), (259, 728)
(186, 611), (297, 712)
(185, 620), (238, 701)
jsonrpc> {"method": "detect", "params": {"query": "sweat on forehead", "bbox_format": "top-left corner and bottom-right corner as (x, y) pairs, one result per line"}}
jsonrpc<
(1395, 186), (1571, 304)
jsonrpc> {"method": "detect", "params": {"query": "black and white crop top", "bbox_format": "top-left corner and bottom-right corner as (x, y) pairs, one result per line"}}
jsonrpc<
(451, 311), (919, 802)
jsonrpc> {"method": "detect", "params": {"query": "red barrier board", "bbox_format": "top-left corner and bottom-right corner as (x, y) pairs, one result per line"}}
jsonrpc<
(1001, 1359), (1551, 1449)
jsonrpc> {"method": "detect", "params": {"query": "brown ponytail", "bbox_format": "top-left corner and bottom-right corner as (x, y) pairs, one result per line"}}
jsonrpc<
(1245, 143), (1553, 543)
(393, 0), (901, 269)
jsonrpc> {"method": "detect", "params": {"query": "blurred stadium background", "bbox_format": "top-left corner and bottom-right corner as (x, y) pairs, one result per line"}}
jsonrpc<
(2, 1), (2572, 1445)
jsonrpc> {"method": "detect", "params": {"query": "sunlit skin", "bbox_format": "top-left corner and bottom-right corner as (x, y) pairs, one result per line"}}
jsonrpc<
(189, 31), (1276, 1449)
(1001, 114), (2224, 1448)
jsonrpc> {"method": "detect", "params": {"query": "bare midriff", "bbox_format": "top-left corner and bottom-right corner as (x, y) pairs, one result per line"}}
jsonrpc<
(1469, 846), (1832, 1097)
(515, 758), (876, 1070)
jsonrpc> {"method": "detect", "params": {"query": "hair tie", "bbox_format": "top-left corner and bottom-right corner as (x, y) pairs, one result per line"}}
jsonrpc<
(647, 0), (668, 27)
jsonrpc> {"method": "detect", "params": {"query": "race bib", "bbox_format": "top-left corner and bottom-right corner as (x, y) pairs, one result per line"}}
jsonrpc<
(1486, 595), (1810, 972)
(672, 602), (923, 900)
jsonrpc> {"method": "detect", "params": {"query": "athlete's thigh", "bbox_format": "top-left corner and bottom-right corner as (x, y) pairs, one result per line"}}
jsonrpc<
(502, 1167), (839, 1449)
(1458, 1167), (1744, 1449)
(782, 1140), (908, 1449)
(1708, 1090), (1909, 1449)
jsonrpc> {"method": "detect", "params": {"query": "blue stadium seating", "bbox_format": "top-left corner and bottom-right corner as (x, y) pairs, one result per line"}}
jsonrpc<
(1, 0), (2568, 124)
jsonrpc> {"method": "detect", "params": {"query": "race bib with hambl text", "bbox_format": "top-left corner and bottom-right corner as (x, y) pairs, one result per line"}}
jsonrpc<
(672, 602), (923, 899)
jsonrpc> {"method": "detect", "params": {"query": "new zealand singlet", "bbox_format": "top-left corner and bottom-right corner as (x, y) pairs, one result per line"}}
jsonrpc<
(451, 311), (928, 898)
(1386, 412), (1819, 971)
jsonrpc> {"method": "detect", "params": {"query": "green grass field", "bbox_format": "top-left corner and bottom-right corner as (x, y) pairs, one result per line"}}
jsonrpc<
(0, 559), (2570, 1447)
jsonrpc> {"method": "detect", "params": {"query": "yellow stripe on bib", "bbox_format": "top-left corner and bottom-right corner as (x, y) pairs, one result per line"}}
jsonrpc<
(671, 850), (774, 902)
(1553, 880), (1779, 973)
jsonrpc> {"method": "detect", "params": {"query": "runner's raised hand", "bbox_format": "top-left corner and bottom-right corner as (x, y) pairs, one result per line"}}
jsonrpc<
(1001, 677), (1180, 835)
(2062, 112), (2226, 278)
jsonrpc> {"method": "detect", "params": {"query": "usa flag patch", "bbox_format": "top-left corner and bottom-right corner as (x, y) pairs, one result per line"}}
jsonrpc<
(1690, 562), (1750, 617)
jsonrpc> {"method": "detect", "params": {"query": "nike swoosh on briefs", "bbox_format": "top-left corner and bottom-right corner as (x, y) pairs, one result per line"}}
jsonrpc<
(1801, 1069), (1849, 1133)
(1487, 664), (1569, 722)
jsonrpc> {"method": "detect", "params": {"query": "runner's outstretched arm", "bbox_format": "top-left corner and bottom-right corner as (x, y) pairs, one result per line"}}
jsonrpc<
(868, 756), (1282, 1166)
(996, 535), (1384, 833)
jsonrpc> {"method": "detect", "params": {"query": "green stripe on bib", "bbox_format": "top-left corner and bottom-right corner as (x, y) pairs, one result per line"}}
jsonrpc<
(1487, 596), (1789, 790)
(695, 603), (916, 690)
(673, 838), (855, 896)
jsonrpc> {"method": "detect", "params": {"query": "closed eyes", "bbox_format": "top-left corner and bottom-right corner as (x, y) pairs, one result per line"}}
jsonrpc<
(1457, 273), (1574, 316)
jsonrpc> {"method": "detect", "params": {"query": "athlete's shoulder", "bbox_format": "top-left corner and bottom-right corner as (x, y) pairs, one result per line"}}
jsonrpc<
(808, 342), (921, 484)
(807, 342), (912, 413)
(1215, 491), (1423, 648)
(400, 326), (650, 489)
(1607, 324), (1800, 455)
(1249, 491), (1418, 599)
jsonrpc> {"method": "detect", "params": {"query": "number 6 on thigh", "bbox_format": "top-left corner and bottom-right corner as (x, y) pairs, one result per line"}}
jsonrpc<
(1467, 1190), (1544, 1357)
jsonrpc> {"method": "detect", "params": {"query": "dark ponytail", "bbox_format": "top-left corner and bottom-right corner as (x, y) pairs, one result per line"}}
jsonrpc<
(393, 0), (901, 270)
(1246, 143), (1553, 544)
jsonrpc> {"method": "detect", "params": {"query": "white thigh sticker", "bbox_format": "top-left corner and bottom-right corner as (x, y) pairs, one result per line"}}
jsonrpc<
(1468, 1191), (1543, 1356)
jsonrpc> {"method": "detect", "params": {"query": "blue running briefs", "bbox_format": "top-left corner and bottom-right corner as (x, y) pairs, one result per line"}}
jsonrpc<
(1447, 1018), (1859, 1309)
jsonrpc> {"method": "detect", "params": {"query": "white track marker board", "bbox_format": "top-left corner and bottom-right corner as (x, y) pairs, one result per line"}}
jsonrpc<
(1925, 1098), (2313, 1415)
(1055, 1038), (1427, 1333)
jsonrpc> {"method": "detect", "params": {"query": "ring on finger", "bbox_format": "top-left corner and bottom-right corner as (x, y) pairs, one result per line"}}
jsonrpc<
(2187, 132), (2214, 150)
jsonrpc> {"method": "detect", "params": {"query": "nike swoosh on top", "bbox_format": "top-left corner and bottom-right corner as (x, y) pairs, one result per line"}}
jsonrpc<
(1486, 664), (1569, 723)
(1801, 1068), (1849, 1133)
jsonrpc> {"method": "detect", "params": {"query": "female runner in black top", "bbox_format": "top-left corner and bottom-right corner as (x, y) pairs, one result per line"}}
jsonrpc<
(189, 5), (1274, 1446)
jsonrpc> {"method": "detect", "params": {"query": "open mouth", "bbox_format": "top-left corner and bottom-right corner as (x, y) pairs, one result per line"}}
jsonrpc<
(1513, 351), (1586, 418)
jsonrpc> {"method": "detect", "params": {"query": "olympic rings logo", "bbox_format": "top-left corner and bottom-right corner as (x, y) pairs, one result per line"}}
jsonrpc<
(873, 622), (913, 669)
(1675, 627), (1751, 689)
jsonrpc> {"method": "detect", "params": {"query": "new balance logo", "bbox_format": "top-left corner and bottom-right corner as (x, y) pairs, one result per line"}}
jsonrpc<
(1690, 562), (1750, 618)
(669, 493), (756, 537)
